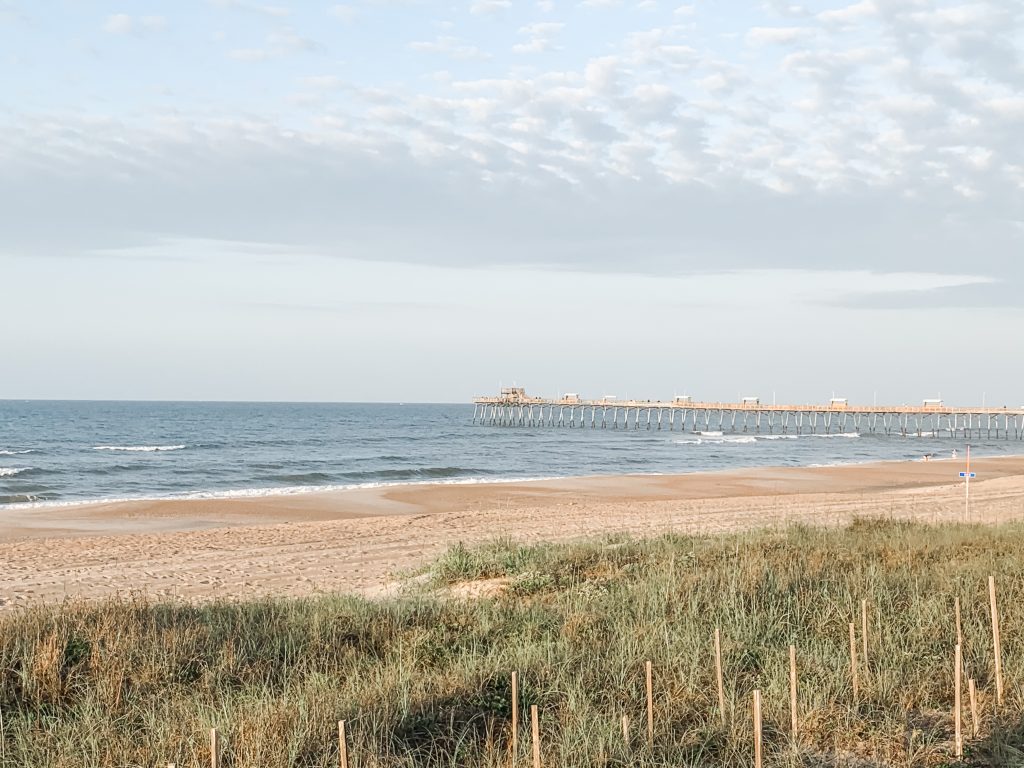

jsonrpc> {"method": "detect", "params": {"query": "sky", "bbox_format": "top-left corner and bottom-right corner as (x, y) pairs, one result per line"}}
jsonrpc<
(1, 0), (1022, 404)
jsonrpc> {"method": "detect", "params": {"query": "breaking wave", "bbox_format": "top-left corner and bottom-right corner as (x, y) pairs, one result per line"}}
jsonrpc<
(93, 445), (187, 453)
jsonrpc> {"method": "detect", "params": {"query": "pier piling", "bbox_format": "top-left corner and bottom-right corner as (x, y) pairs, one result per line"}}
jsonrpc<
(472, 389), (1024, 439)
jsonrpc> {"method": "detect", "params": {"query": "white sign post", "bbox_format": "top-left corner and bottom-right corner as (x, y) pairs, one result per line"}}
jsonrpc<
(959, 445), (976, 522)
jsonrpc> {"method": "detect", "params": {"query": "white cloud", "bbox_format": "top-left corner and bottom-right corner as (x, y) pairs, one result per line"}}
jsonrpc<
(410, 36), (490, 60)
(745, 26), (812, 45)
(914, 3), (999, 29)
(299, 75), (347, 90)
(470, 0), (511, 14)
(102, 14), (167, 35)
(818, 0), (877, 25)
(208, 0), (290, 16)
(512, 22), (564, 54)
(228, 26), (316, 60)
(229, 48), (269, 61)
(329, 4), (358, 23)
(7, 0), (1024, 298)
(103, 13), (133, 34)
(986, 96), (1024, 118)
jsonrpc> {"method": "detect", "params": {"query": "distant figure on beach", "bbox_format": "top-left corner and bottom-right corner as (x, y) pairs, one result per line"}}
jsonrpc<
(952, 449), (958, 459)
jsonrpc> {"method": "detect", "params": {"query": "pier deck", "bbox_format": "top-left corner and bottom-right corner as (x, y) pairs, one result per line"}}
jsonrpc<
(472, 389), (1024, 439)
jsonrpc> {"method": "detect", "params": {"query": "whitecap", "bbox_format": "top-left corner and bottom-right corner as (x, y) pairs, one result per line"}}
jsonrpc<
(0, 449), (35, 455)
(93, 445), (187, 452)
(0, 467), (30, 477)
(674, 435), (757, 445)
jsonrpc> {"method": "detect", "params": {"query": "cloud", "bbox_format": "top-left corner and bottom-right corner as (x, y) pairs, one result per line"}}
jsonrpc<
(512, 22), (564, 54)
(829, 279), (1024, 309)
(470, 0), (511, 14)
(102, 13), (132, 34)
(208, 0), (290, 16)
(102, 14), (167, 35)
(329, 4), (358, 23)
(228, 26), (317, 60)
(3, 0), (1021, 294)
(410, 35), (490, 60)
(299, 74), (347, 90)
(818, 0), (877, 26)
(745, 26), (812, 45)
(1, 104), (1020, 290)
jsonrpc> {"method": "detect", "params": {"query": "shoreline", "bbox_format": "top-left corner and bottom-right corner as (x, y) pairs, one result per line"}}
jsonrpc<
(3, 455), (1024, 609)
(2, 450), (1015, 518)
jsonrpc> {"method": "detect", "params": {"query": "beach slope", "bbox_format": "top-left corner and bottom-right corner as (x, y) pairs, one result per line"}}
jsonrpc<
(3, 456), (1023, 609)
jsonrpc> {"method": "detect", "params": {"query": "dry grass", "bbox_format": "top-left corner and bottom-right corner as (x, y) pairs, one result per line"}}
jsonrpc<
(2, 518), (1024, 766)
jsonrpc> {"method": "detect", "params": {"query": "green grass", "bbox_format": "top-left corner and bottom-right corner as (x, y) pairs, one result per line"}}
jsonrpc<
(3, 519), (1024, 766)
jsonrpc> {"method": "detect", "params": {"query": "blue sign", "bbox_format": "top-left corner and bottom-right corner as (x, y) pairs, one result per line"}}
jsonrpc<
(960, 472), (976, 478)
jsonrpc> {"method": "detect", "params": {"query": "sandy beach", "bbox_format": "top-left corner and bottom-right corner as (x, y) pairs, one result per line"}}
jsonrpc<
(3, 456), (1024, 610)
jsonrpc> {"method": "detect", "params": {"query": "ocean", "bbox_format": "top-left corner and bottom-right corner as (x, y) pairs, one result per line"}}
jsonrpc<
(0, 400), (1017, 508)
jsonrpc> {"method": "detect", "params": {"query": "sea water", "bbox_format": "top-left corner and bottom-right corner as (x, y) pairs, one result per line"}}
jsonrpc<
(0, 400), (1017, 507)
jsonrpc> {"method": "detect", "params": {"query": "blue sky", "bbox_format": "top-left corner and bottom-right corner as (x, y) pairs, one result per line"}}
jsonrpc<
(1, 0), (1022, 402)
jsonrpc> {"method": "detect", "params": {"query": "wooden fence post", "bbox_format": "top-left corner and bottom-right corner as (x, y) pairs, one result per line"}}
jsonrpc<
(955, 596), (963, 648)
(989, 576), (1004, 707)
(955, 643), (963, 759)
(210, 729), (219, 768)
(531, 705), (540, 768)
(969, 678), (979, 738)
(714, 628), (726, 726)
(338, 720), (349, 768)
(849, 622), (859, 700)
(753, 689), (763, 768)
(511, 671), (519, 750)
(645, 660), (654, 744)
(789, 644), (798, 741)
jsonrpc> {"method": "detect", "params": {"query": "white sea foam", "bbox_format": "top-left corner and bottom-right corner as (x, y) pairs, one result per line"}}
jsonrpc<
(0, 449), (35, 455)
(0, 474), (569, 510)
(93, 445), (187, 452)
(0, 467), (30, 477)
(675, 430), (859, 444)
(675, 435), (758, 445)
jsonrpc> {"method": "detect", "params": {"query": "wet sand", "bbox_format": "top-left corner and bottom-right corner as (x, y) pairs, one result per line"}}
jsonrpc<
(3, 456), (1023, 609)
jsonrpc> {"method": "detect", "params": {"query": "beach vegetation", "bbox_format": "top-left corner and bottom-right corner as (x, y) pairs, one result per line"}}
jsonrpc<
(1, 519), (1023, 766)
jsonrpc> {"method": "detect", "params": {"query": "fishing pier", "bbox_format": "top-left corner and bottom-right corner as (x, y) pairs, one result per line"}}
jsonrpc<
(473, 388), (1024, 439)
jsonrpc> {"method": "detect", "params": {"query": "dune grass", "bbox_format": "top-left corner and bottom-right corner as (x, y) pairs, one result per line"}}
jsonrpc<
(2, 518), (1024, 766)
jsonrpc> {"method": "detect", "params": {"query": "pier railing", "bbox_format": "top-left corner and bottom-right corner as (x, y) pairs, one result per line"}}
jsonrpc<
(472, 394), (1024, 439)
